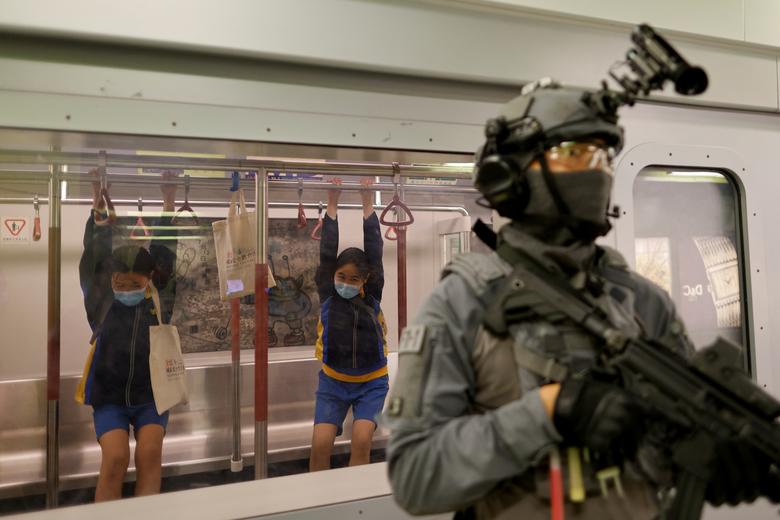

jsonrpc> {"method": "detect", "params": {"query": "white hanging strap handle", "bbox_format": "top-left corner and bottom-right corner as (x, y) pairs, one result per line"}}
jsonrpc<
(228, 189), (248, 217)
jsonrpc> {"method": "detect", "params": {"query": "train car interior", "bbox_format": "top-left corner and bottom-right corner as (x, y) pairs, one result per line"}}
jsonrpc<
(0, 130), (483, 509)
(1, 1), (780, 519)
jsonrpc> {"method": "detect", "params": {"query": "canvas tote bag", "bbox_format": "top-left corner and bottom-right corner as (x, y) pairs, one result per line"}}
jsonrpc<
(213, 190), (257, 301)
(149, 284), (188, 414)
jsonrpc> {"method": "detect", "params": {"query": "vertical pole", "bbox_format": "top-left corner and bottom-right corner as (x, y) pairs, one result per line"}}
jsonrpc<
(254, 168), (269, 479)
(397, 228), (407, 340)
(45, 155), (62, 508)
(396, 171), (407, 340)
(230, 297), (243, 472)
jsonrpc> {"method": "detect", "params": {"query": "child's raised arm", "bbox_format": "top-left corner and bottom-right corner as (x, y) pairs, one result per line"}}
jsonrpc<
(150, 171), (178, 322)
(79, 169), (114, 331)
(315, 177), (341, 299)
(361, 177), (384, 301)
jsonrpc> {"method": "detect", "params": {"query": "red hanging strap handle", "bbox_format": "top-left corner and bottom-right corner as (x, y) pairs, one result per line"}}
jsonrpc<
(32, 194), (42, 242)
(379, 168), (414, 243)
(379, 194), (415, 228)
(384, 225), (399, 241)
(297, 179), (307, 229)
(130, 197), (151, 239)
(297, 202), (307, 229)
(310, 202), (323, 240)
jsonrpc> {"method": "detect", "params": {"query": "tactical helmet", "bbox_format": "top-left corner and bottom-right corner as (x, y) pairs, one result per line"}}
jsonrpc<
(474, 78), (624, 220)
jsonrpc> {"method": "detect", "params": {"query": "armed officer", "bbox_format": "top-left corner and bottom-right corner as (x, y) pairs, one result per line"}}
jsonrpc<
(384, 68), (779, 518)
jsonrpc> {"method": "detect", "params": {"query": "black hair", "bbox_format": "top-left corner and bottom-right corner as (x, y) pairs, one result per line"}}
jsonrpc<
(335, 247), (371, 279)
(108, 245), (155, 275)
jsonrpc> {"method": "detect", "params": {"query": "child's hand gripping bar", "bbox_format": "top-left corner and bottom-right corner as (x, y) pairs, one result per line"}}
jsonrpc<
(297, 177), (307, 229)
(311, 201), (323, 240)
(172, 174), (199, 225)
(93, 151), (116, 226)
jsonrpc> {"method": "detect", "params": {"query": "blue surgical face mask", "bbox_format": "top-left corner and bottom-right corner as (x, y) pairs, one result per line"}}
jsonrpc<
(334, 281), (361, 300)
(114, 287), (147, 306)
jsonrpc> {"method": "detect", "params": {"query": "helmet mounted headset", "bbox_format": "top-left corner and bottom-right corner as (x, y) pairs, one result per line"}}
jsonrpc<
(473, 24), (708, 240)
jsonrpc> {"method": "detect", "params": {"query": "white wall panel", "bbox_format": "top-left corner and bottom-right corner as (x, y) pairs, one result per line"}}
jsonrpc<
(448, 0), (744, 41)
(745, 0), (780, 47)
(0, 1), (777, 111)
(0, 90), (484, 153)
(0, 0), (632, 84)
(0, 59), (498, 127)
(664, 40), (778, 110)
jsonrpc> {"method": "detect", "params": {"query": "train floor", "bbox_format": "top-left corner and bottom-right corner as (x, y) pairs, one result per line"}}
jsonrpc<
(0, 449), (387, 516)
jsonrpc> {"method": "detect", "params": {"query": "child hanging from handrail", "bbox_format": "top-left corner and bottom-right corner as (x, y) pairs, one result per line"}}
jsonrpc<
(309, 176), (389, 471)
(78, 170), (178, 501)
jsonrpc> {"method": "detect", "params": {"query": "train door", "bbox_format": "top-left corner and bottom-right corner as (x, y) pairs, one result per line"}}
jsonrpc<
(436, 216), (471, 270)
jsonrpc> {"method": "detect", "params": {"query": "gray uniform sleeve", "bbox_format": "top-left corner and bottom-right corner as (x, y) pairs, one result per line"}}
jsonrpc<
(385, 274), (560, 515)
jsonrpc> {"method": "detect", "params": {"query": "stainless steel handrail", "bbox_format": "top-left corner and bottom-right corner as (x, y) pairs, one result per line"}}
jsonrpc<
(0, 149), (474, 178)
(0, 171), (478, 196)
(0, 197), (470, 216)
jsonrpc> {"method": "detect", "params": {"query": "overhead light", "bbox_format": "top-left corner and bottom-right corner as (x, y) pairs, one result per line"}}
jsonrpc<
(61, 181), (68, 201)
(667, 171), (724, 178)
(247, 155), (327, 163)
(443, 162), (474, 168)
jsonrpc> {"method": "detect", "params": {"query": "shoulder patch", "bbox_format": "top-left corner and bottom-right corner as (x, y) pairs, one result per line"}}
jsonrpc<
(399, 325), (426, 354)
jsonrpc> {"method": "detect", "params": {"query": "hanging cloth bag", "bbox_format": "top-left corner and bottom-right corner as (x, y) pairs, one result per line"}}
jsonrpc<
(212, 189), (257, 300)
(149, 283), (189, 414)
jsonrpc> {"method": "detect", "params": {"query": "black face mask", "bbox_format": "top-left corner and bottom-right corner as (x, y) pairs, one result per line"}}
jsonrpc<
(523, 167), (613, 241)
(552, 169), (613, 226)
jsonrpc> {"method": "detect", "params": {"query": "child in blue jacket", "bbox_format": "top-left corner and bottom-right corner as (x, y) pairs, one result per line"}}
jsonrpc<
(79, 172), (177, 501)
(309, 177), (389, 471)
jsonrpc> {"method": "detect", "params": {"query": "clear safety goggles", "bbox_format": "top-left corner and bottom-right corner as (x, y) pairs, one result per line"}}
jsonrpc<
(542, 142), (614, 174)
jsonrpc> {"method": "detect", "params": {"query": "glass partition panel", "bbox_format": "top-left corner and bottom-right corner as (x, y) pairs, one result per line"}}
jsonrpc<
(0, 132), (477, 514)
(0, 172), (50, 512)
(633, 167), (747, 363)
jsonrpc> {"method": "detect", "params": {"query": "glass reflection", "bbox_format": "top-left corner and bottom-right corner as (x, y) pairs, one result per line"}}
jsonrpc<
(0, 144), (476, 515)
(633, 168), (745, 353)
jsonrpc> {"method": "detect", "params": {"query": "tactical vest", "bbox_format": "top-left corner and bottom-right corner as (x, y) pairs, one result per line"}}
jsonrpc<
(443, 247), (659, 519)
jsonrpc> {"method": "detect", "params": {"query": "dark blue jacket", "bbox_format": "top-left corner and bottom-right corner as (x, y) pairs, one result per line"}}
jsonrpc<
(79, 214), (177, 407)
(314, 213), (388, 381)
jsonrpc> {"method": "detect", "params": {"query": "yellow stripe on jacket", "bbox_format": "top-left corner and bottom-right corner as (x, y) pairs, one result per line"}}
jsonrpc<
(315, 310), (389, 383)
(322, 364), (389, 383)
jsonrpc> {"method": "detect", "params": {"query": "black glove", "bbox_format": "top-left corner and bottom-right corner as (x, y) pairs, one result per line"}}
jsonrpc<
(705, 441), (780, 506)
(553, 371), (644, 459)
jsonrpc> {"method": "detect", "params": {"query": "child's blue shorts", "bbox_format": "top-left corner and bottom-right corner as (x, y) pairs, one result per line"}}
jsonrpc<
(93, 402), (169, 440)
(314, 370), (389, 436)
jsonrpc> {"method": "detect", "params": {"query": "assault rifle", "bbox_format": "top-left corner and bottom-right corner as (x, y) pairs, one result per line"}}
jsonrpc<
(482, 239), (780, 520)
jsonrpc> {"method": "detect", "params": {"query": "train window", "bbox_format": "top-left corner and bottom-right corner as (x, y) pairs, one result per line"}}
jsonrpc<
(633, 167), (747, 360)
(0, 132), (478, 514)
